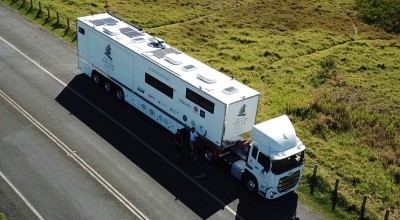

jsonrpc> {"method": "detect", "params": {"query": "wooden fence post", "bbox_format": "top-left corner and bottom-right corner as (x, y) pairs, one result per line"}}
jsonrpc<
(18, 0), (25, 10)
(63, 17), (70, 36)
(310, 164), (318, 195)
(44, 6), (50, 23)
(332, 179), (339, 210)
(53, 11), (59, 29)
(360, 195), (368, 219)
(384, 209), (390, 220)
(35, 1), (42, 19)
(27, 0), (32, 13)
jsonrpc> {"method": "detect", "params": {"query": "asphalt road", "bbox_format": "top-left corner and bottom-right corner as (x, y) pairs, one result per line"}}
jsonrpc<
(0, 3), (324, 220)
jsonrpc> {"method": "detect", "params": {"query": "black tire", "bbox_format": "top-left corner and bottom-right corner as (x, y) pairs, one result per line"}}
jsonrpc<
(116, 87), (124, 101)
(203, 149), (214, 162)
(92, 72), (102, 85)
(104, 80), (113, 93)
(245, 175), (258, 193)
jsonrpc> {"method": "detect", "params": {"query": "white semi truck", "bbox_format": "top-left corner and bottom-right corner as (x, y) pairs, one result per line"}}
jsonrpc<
(77, 13), (306, 199)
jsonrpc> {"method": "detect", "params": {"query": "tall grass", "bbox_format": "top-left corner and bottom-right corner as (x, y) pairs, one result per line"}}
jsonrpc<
(2, 0), (400, 218)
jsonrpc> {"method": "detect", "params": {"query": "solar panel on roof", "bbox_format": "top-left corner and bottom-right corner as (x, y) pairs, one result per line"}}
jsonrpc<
(90, 19), (105, 26)
(103, 18), (118, 25)
(151, 47), (182, 59)
(119, 27), (143, 38)
(119, 27), (132, 32)
(90, 18), (118, 26)
(124, 31), (143, 38)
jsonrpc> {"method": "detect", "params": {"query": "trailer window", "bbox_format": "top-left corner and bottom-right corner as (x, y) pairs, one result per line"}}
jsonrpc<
(145, 73), (173, 98)
(79, 27), (85, 35)
(186, 88), (214, 114)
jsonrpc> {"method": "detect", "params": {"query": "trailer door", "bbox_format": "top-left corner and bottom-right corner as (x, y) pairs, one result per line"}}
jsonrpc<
(223, 95), (259, 140)
(77, 22), (88, 60)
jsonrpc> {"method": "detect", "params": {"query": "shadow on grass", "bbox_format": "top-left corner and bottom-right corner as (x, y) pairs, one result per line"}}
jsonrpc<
(55, 74), (301, 219)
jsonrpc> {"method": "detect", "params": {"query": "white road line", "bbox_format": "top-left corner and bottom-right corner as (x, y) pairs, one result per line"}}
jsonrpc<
(0, 89), (149, 220)
(0, 170), (45, 220)
(0, 36), (240, 218)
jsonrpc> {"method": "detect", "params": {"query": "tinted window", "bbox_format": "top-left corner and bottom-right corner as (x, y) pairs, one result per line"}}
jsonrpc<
(145, 73), (173, 98)
(186, 88), (214, 113)
(251, 146), (258, 159)
(79, 27), (85, 35)
(258, 152), (271, 171)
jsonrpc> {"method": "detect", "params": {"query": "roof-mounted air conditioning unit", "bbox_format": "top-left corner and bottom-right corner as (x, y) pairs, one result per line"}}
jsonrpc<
(197, 72), (217, 84)
(103, 25), (120, 36)
(165, 53), (183, 65)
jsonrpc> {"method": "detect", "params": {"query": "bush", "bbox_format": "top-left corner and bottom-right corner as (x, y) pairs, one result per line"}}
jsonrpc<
(356, 0), (400, 33)
(311, 56), (337, 87)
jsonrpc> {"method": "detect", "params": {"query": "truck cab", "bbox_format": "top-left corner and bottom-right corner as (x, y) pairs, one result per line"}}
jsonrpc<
(229, 115), (306, 199)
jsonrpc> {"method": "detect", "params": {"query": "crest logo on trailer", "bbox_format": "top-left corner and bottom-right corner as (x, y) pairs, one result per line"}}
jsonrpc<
(234, 104), (248, 128)
(104, 44), (112, 60)
(102, 44), (115, 72)
(238, 104), (246, 116)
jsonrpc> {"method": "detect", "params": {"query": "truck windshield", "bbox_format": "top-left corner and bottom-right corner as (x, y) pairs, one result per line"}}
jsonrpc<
(271, 151), (304, 175)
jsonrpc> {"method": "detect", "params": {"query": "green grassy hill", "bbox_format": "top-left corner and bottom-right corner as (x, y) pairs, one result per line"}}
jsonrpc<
(2, 0), (399, 219)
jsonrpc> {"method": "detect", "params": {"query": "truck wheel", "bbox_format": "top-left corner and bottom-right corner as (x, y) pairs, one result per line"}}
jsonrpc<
(204, 149), (214, 162)
(116, 87), (124, 101)
(104, 80), (113, 93)
(92, 72), (102, 85)
(245, 175), (258, 193)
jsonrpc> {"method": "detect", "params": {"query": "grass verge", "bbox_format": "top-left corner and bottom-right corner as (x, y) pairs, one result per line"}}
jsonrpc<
(1, 0), (399, 219)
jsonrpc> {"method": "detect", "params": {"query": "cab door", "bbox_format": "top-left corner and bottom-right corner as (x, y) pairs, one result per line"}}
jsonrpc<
(247, 144), (271, 192)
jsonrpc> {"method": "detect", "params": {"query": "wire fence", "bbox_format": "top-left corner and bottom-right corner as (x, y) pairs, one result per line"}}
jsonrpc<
(6, 0), (77, 42)
(308, 164), (392, 220)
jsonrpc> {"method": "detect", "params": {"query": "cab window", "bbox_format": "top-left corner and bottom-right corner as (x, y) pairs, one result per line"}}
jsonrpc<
(257, 152), (271, 172)
(251, 146), (258, 159)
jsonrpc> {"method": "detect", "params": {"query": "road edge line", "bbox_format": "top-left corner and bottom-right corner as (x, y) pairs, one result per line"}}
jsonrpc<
(0, 170), (45, 220)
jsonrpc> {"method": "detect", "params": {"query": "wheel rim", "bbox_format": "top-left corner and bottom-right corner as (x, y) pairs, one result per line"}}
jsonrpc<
(93, 74), (100, 84)
(105, 81), (112, 92)
(116, 89), (124, 100)
(247, 178), (257, 192)
(204, 150), (213, 162)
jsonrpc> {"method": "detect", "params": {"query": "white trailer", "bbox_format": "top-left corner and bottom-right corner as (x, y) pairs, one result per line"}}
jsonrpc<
(77, 13), (305, 199)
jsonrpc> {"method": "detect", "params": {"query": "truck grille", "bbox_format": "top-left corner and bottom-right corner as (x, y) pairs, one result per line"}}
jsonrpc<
(278, 170), (300, 192)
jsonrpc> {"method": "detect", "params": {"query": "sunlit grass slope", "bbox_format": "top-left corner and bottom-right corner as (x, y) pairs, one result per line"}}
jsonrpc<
(2, 0), (399, 219)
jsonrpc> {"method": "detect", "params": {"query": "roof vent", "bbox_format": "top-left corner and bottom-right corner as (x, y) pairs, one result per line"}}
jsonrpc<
(103, 25), (120, 36)
(222, 87), (239, 95)
(197, 72), (217, 84)
(165, 53), (182, 65)
(131, 37), (146, 44)
(182, 65), (197, 72)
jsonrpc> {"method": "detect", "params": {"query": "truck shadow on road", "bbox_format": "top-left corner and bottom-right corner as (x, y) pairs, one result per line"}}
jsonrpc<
(55, 74), (300, 220)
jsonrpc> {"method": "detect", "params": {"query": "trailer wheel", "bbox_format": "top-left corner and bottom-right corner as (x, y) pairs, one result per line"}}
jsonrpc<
(116, 87), (124, 101)
(92, 72), (102, 85)
(245, 175), (258, 193)
(104, 80), (113, 93)
(204, 149), (214, 162)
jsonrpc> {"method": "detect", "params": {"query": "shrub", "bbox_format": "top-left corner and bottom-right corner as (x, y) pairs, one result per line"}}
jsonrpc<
(311, 56), (337, 87)
(356, 0), (400, 33)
